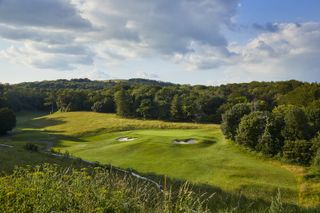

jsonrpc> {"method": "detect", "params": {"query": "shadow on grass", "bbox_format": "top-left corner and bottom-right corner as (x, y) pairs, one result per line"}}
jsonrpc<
(19, 116), (67, 129)
(132, 171), (319, 212)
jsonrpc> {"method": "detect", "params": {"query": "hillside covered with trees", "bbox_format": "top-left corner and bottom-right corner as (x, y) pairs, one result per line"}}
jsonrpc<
(1, 78), (320, 168)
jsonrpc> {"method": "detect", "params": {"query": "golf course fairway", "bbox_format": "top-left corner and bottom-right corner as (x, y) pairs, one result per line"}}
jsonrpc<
(12, 111), (299, 204)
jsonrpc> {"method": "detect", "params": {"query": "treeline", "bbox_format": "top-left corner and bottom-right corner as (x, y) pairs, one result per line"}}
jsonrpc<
(1, 78), (320, 165)
(0, 79), (314, 123)
(221, 102), (320, 166)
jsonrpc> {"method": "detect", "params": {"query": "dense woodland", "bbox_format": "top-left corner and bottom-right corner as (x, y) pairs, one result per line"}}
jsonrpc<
(0, 78), (320, 168)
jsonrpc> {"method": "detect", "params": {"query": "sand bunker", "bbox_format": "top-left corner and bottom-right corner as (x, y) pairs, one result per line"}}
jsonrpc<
(173, 139), (196, 145)
(117, 137), (137, 142)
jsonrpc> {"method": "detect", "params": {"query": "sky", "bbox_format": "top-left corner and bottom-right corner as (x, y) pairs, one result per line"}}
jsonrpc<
(0, 0), (320, 85)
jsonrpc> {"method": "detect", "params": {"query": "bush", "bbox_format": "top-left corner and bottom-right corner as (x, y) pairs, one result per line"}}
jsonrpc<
(282, 106), (311, 140)
(221, 103), (251, 140)
(283, 140), (313, 165)
(24, 143), (39, 152)
(91, 97), (115, 113)
(0, 108), (16, 135)
(313, 149), (320, 169)
(236, 111), (268, 149)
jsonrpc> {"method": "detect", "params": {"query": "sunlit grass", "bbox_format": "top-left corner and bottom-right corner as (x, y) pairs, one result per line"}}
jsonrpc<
(1, 111), (319, 208)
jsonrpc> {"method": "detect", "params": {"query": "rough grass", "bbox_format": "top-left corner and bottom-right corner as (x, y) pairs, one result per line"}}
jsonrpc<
(1, 111), (319, 209)
(0, 164), (210, 213)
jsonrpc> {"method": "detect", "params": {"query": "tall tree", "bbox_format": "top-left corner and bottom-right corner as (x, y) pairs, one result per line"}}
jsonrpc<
(114, 90), (132, 117)
(170, 95), (183, 121)
(236, 111), (268, 149)
(0, 108), (16, 135)
(221, 103), (251, 140)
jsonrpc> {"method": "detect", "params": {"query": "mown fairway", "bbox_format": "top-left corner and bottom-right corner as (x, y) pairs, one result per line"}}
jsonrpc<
(0, 112), (308, 205)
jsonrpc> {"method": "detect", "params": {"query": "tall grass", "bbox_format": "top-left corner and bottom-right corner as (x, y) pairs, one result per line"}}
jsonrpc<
(0, 164), (318, 212)
(0, 164), (209, 213)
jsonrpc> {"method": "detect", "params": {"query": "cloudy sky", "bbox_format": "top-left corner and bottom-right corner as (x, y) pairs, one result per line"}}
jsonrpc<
(0, 0), (320, 85)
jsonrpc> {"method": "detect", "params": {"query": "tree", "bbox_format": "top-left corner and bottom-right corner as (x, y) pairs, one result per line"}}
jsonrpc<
(154, 87), (175, 120)
(170, 95), (183, 121)
(0, 108), (16, 135)
(282, 106), (311, 140)
(236, 111), (268, 149)
(56, 90), (90, 112)
(182, 95), (201, 122)
(221, 103), (251, 140)
(114, 90), (132, 117)
(136, 99), (156, 119)
(283, 140), (313, 165)
(0, 84), (6, 108)
(44, 92), (57, 113)
(256, 114), (285, 156)
(306, 103), (320, 137)
(91, 97), (115, 113)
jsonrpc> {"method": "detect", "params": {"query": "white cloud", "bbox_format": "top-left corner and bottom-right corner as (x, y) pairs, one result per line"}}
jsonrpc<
(0, 0), (240, 70)
(230, 22), (320, 81)
(136, 71), (159, 79)
(175, 22), (320, 82)
(0, 0), (319, 83)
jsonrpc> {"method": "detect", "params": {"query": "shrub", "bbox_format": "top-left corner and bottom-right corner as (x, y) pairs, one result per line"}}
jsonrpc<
(282, 106), (311, 140)
(236, 111), (268, 149)
(24, 143), (39, 152)
(313, 149), (320, 169)
(283, 140), (313, 165)
(221, 103), (251, 140)
(0, 108), (16, 135)
(91, 97), (115, 113)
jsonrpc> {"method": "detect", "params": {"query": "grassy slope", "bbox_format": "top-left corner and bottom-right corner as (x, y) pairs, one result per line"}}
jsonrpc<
(0, 112), (88, 173)
(26, 112), (300, 204)
(1, 111), (318, 207)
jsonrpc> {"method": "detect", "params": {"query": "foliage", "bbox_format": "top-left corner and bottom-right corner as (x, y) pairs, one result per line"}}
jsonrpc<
(221, 103), (251, 140)
(268, 190), (285, 213)
(283, 140), (313, 165)
(1, 79), (317, 124)
(170, 95), (184, 121)
(236, 111), (268, 149)
(91, 96), (115, 113)
(0, 108), (16, 135)
(0, 164), (209, 213)
(282, 106), (311, 141)
(114, 90), (132, 117)
(24, 143), (39, 152)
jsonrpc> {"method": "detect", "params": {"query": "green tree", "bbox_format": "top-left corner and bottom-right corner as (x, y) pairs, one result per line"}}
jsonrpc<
(170, 95), (183, 121)
(221, 103), (251, 140)
(306, 103), (320, 137)
(154, 87), (175, 120)
(114, 90), (132, 117)
(44, 92), (57, 113)
(136, 99), (156, 119)
(0, 108), (16, 135)
(283, 140), (313, 165)
(91, 96), (115, 113)
(236, 111), (268, 149)
(282, 106), (311, 140)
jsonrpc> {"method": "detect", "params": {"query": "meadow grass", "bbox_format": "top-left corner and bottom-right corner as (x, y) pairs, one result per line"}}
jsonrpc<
(0, 111), (319, 209)
(0, 164), (211, 213)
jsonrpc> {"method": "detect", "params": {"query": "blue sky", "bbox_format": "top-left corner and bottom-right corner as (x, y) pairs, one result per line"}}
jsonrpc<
(0, 0), (320, 85)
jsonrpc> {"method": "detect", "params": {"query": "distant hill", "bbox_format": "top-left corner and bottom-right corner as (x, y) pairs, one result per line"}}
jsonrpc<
(13, 78), (175, 90)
